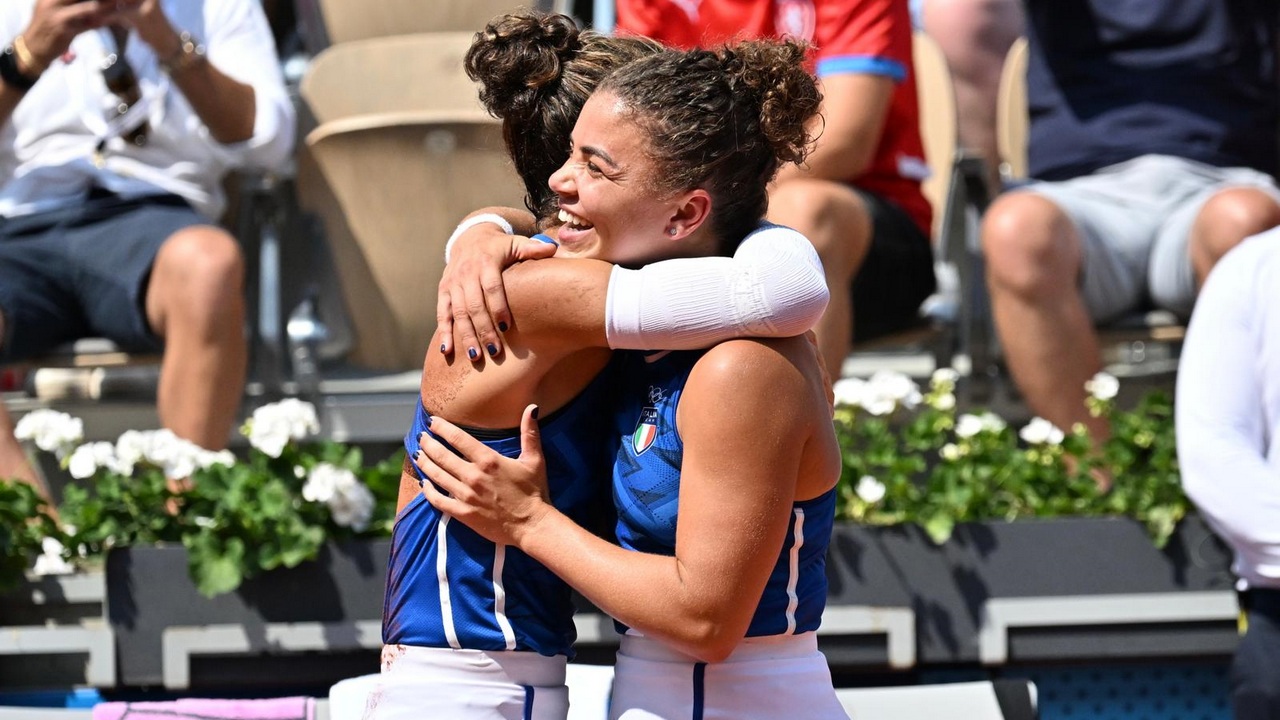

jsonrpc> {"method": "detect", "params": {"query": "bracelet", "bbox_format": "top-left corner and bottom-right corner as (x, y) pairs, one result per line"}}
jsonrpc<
(444, 213), (514, 264)
(13, 35), (45, 75)
(160, 31), (206, 75)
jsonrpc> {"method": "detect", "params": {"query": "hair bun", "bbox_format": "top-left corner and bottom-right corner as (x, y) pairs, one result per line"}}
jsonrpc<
(466, 12), (583, 121)
(717, 40), (819, 166)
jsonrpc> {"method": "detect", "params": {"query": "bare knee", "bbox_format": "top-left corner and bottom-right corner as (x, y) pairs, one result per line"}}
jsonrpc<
(768, 179), (872, 277)
(1192, 187), (1280, 265)
(982, 192), (1080, 300)
(148, 226), (245, 335)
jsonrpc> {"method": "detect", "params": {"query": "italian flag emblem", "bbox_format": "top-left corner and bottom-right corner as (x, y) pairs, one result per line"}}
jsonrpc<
(632, 407), (660, 455)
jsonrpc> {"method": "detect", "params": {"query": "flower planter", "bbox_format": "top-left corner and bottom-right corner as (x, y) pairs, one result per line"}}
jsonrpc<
(820, 514), (1238, 670)
(105, 540), (389, 689)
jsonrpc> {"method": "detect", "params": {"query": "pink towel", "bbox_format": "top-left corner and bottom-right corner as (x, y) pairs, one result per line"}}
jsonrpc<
(92, 697), (315, 720)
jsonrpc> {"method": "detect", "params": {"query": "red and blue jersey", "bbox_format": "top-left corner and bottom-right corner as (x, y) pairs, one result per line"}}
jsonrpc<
(617, 0), (931, 235)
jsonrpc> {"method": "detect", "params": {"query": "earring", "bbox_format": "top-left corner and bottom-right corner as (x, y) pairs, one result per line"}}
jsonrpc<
(668, 227), (678, 236)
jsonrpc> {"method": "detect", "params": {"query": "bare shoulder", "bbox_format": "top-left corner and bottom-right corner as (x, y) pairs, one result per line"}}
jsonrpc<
(686, 337), (817, 407)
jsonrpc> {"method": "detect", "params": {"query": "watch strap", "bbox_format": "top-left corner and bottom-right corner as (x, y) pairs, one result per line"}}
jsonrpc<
(0, 44), (38, 92)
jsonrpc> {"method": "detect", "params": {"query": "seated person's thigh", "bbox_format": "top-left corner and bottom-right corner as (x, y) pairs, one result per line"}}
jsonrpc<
(849, 188), (935, 343)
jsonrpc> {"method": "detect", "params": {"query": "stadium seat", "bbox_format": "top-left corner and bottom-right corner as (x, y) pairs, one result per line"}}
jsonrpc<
(306, 111), (525, 369)
(300, 33), (484, 124)
(314, 0), (537, 45)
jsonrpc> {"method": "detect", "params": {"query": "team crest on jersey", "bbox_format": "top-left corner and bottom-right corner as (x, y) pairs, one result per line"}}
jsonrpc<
(775, 0), (816, 42)
(632, 406), (660, 455)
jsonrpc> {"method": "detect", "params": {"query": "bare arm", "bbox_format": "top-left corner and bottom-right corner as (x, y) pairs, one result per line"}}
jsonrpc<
(416, 339), (815, 662)
(0, 0), (118, 129)
(776, 73), (894, 183)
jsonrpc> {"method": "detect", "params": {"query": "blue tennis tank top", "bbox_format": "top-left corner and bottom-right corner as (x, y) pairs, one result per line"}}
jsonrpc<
(383, 364), (617, 657)
(612, 350), (835, 637)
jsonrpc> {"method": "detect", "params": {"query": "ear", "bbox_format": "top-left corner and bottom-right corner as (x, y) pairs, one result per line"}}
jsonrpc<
(666, 189), (712, 241)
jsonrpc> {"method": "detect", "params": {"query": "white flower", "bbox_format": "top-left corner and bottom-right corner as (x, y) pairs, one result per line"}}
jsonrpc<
(855, 475), (886, 504)
(940, 443), (962, 462)
(196, 449), (236, 469)
(32, 537), (73, 576)
(113, 429), (219, 480)
(1019, 417), (1065, 446)
(980, 413), (1007, 434)
(930, 393), (956, 411)
(1084, 372), (1120, 401)
(244, 399), (320, 458)
(862, 396), (897, 416)
(329, 481), (375, 532)
(832, 378), (867, 408)
(67, 442), (118, 479)
(15, 409), (84, 456)
(305, 463), (374, 531)
(931, 368), (960, 389)
(294, 465), (306, 479)
(303, 463), (345, 503)
(955, 414), (985, 439)
(868, 371), (922, 409)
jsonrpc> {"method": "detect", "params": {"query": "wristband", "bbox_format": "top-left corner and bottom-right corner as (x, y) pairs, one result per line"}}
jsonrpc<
(444, 213), (514, 264)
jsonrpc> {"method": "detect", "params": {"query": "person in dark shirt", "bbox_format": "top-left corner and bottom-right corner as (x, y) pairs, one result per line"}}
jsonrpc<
(981, 0), (1280, 443)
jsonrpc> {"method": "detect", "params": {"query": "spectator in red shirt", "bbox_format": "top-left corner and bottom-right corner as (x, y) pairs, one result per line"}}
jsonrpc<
(618, 0), (935, 372)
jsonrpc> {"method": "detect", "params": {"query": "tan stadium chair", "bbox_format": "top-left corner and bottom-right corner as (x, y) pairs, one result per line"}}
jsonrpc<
(316, 0), (538, 45)
(306, 111), (525, 370)
(300, 33), (484, 124)
(995, 36), (1030, 183)
(913, 30), (958, 242)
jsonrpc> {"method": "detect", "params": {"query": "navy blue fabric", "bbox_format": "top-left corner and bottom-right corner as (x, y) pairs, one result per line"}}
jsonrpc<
(1025, 0), (1279, 181)
(610, 350), (835, 638)
(383, 363), (618, 658)
(0, 193), (205, 362)
(692, 662), (706, 720)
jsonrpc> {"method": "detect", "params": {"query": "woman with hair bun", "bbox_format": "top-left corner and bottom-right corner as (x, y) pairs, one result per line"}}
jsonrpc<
(372, 13), (835, 720)
(416, 39), (851, 720)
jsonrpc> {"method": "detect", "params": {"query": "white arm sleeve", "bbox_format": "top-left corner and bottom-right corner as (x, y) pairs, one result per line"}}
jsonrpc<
(605, 224), (829, 350)
(1176, 233), (1280, 586)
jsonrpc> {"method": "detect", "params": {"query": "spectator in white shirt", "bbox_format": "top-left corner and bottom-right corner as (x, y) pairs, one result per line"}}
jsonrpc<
(0, 0), (294, 500)
(1177, 229), (1280, 720)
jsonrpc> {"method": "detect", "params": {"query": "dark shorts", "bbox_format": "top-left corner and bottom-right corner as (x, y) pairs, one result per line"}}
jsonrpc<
(849, 188), (937, 343)
(1232, 588), (1280, 720)
(0, 193), (208, 363)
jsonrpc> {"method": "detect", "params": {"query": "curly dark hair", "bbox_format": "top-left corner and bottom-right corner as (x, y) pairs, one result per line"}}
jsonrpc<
(465, 12), (663, 220)
(598, 40), (822, 253)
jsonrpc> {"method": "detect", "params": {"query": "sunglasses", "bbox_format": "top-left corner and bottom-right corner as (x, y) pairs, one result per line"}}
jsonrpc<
(100, 28), (148, 148)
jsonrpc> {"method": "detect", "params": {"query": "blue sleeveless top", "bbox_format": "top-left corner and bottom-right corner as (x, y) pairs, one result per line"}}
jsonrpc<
(612, 350), (836, 637)
(383, 365), (617, 657)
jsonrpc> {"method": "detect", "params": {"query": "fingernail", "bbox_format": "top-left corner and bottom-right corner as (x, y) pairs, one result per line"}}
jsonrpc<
(468, 347), (479, 360)
(486, 343), (498, 357)
(439, 343), (446, 353)
(498, 321), (508, 332)
(418, 431), (426, 445)
(531, 406), (539, 420)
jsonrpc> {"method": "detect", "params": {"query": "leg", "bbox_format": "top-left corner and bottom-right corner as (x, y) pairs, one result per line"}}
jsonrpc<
(982, 192), (1106, 438)
(1189, 187), (1280, 286)
(144, 226), (247, 450)
(0, 312), (46, 500)
(921, 0), (1025, 190)
(1230, 606), (1280, 720)
(768, 178), (873, 374)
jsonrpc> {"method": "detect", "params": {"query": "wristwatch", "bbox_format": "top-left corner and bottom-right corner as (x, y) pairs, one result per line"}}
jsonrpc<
(159, 31), (206, 75)
(0, 44), (39, 92)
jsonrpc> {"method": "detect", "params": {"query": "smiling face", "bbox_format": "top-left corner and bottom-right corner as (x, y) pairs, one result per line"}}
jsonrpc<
(547, 92), (711, 266)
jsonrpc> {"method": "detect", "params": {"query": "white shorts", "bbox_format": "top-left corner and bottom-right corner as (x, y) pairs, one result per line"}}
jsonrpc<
(1021, 154), (1280, 321)
(365, 644), (569, 720)
(609, 633), (849, 720)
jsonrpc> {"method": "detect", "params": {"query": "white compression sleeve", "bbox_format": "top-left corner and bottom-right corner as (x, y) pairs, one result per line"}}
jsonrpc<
(605, 224), (829, 350)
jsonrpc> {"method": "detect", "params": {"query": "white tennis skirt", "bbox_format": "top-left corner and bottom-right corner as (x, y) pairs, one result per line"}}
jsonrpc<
(609, 632), (849, 720)
(365, 644), (569, 720)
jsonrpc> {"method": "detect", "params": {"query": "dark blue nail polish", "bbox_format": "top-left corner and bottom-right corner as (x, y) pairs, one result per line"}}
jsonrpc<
(439, 343), (446, 353)
(531, 406), (539, 420)
(468, 347), (479, 360)
(498, 321), (508, 332)
(418, 431), (426, 445)
(487, 343), (498, 357)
